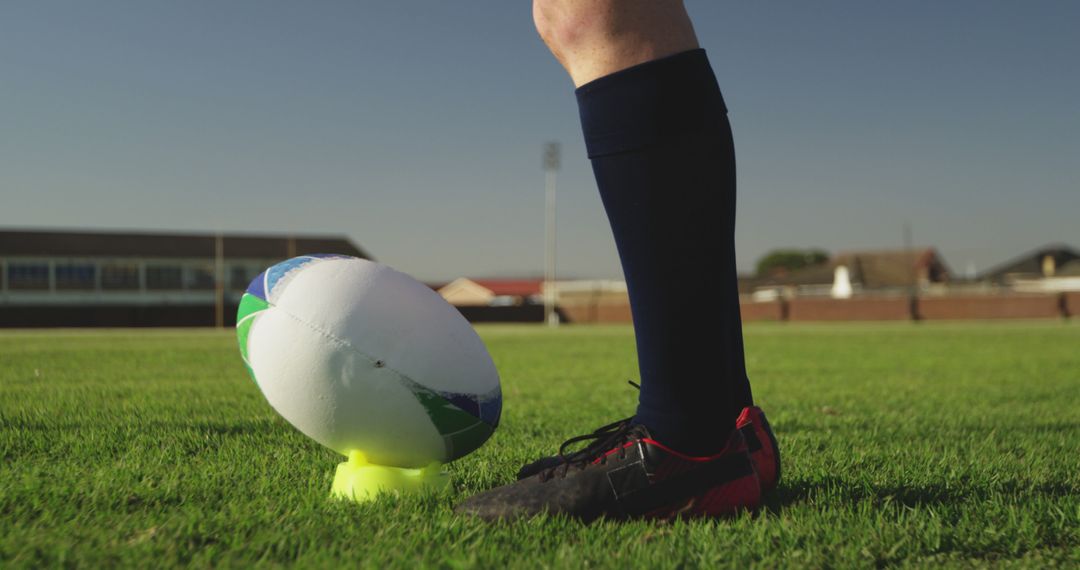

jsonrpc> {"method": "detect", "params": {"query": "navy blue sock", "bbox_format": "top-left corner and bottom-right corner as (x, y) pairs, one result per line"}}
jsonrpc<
(575, 49), (753, 455)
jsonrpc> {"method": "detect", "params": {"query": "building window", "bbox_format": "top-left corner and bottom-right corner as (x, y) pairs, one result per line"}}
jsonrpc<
(7, 262), (50, 290)
(55, 263), (96, 290)
(102, 264), (140, 290)
(230, 266), (252, 291)
(146, 265), (183, 290)
(187, 265), (216, 290)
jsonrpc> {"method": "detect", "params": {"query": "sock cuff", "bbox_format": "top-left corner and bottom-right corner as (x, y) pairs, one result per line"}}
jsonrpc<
(575, 49), (727, 158)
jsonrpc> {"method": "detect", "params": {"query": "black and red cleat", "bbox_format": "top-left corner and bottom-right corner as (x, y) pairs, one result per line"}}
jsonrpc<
(514, 416), (633, 480)
(735, 406), (781, 493)
(455, 422), (761, 522)
(516, 406), (782, 493)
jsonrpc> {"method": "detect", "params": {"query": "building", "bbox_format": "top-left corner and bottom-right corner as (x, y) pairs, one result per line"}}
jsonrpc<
(432, 277), (547, 323)
(749, 248), (951, 299)
(832, 248), (951, 290)
(980, 244), (1080, 283)
(980, 244), (1080, 293)
(437, 278), (544, 307)
(549, 280), (631, 323)
(0, 229), (370, 327)
(435, 277), (634, 323)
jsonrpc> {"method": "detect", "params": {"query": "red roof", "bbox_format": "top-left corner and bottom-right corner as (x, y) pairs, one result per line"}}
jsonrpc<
(471, 278), (543, 297)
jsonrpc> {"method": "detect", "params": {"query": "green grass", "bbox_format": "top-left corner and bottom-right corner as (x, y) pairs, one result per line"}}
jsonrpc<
(2, 322), (1078, 568)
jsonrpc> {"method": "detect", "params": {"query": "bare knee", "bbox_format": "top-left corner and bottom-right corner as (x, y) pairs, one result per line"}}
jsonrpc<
(532, 0), (699, 86)
(532, 0), (594, 68)
(534, 1), (645, 57)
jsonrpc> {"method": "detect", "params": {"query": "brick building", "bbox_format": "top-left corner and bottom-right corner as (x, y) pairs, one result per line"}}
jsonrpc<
(0, 228), (370, 327)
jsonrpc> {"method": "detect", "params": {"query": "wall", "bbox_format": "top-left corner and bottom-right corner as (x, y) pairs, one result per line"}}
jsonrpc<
(1066, 292), (1080, 318)
(740, 301), (785, 322)
(559, 301), (633, 324)
(0, 304), (241, 327)
(572, 294), (1075, 324)
(918, 295), (1062, 320)
(2, 294), (1075, 327)
(787, 297), (913, 321)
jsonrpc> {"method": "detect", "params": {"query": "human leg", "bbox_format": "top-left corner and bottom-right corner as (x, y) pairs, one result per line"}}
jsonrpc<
(457, 0), (774, 521)
(532, 0), (700, 87)
(542, 0), (753, 454)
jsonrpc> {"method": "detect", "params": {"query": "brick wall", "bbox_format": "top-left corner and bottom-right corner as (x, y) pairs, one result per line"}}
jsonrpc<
(788, 297), (912, 321)
(1065, 292), (1080, 318)
(0, 304), (239, 327)
(3, 293), (1072, 327)
(564, 294), (1072, 324)
(740, 301), (785, 321)
(918, 295), (1062, 320)
(559, 302), (633, 324)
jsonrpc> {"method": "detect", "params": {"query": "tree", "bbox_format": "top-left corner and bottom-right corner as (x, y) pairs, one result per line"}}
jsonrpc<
(756, 249), (830, 277)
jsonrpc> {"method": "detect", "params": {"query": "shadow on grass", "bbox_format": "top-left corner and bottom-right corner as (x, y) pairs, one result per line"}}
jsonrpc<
(761, 477), (1076, 514)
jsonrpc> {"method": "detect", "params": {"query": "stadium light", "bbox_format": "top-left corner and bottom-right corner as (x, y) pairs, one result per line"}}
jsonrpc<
(543, 142), (561, 327)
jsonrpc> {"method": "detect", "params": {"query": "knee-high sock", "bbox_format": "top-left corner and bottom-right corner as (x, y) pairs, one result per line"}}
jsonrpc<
(575, 49), (752, 454)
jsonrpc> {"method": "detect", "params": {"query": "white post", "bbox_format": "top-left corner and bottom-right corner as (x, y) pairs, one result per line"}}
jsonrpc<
(215, 233), (225, 329)
(543, 142), (560, 327)
(831, 265), (853, 299)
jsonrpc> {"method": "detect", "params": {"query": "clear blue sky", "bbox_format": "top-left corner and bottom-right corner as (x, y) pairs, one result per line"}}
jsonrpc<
(3, 1), (1077, 280)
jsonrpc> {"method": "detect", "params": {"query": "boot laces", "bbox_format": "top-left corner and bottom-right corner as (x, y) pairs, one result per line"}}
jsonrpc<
(539, 416), (637, 481)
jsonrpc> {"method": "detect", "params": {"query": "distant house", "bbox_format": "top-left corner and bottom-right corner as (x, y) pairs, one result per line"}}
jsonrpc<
(980, 244), (1080, 283)
(437, 278), (543, 307)
(981, 244), (1080, 293)
(551, 280), (631, 324)
(0, 228), (370, 327)
(750, 248), (951, 299)
(832, 248), (950, 289)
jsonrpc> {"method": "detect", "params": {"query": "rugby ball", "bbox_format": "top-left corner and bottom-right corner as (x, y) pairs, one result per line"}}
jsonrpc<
(236, 255), (501, 468)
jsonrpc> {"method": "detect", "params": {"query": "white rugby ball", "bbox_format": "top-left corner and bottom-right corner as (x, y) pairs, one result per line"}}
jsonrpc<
(236, 255), (501, 468)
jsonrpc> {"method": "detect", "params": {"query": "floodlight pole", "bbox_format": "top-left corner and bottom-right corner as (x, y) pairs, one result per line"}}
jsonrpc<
(903, 222), (920, 321)
(543, 142), (561, 327)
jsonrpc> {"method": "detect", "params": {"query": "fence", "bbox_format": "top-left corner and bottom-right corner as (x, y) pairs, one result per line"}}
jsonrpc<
(2, 293), (1076, 327)
(739, 293), (1076, 322)
(0, 303), (570, 327)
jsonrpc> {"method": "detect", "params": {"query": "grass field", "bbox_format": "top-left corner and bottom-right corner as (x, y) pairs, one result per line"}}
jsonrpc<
(2, 322), (1078, 568)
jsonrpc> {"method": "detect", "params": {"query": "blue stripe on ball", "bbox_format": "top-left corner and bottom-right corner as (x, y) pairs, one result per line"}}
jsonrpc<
(246, 270), (268, 300)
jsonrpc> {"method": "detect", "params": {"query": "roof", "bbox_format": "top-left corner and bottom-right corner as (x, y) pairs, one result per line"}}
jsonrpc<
(980, 244), (1080, 280)
(436, 277), (544, 307)
(469, 278), (543, 297)
(755, 248), (949, 289)
(1058, 260), (1080, 277)
(832, 248), (948, 289)
(0, 228), (371, 260)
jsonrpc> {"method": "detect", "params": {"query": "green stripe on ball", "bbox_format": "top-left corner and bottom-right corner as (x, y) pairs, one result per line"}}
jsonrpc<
(236, 293), (271, 383)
